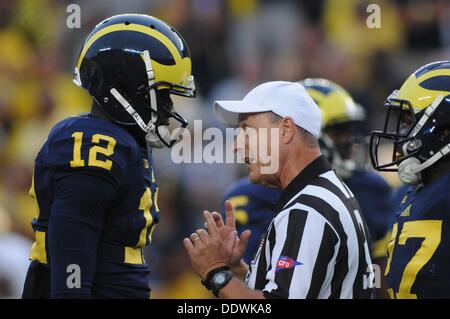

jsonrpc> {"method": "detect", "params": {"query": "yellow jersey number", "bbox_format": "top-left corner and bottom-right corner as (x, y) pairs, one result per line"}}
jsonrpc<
(70, 131), (158, 254)
(70, 132), (116, 170)
(227, 195), (249, 225)
(385, 220), (442, 299)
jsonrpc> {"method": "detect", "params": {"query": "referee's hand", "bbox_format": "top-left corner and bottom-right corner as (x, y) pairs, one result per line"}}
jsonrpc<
(183, 211), (237, 280)
(209, 201), (251, 268)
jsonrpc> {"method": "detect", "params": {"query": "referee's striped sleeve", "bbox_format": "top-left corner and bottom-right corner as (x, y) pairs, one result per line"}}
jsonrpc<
(262, 205), (339, 299)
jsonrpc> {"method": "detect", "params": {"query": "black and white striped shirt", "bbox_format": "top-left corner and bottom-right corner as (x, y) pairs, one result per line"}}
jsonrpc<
(245, 155), (374, 299)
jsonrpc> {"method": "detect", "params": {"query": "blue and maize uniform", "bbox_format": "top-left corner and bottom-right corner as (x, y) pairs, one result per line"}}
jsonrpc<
(390, 184), (410, 226)
(344, 169), (392, 261)
(222, 178), (281, 264)
(22, 114), (159, 299)
(385, 172), (450, 298)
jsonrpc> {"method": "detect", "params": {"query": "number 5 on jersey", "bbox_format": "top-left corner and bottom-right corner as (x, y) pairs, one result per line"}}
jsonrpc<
(70, 132), (116, 170)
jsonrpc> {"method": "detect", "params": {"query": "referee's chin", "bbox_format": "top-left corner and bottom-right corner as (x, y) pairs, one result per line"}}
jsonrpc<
(248, 163), (262, 184)
(248, 163), (275, 187)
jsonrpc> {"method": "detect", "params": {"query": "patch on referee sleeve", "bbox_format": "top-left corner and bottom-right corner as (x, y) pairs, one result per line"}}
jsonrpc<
(275, 256), (303, 272)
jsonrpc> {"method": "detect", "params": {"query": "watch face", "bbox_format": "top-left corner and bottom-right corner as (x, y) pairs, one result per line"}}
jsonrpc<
(213, 272), (226, 285)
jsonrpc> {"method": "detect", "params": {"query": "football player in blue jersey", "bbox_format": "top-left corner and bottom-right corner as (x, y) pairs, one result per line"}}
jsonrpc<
(301, 78), (392, 298)
(370, 61), (450, 298)
(21, 14), (196, 298)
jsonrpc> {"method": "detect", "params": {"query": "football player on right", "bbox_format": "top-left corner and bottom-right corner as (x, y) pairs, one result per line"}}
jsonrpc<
(371, 61), (450, 298)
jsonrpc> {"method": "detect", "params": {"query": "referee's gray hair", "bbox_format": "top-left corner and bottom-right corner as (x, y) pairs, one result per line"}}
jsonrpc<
(269, 112), (319, 148)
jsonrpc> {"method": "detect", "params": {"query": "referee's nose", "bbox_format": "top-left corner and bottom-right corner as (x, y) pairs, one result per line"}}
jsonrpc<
(232, 128), (245, 154)
(232, 135), (238, 154)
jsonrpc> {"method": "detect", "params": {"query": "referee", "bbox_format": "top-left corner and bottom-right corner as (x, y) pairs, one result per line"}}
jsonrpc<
(183, 81), (374, 299)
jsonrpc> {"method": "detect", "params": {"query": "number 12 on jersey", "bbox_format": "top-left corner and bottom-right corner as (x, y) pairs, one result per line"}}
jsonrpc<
(70, 132), (116, 170)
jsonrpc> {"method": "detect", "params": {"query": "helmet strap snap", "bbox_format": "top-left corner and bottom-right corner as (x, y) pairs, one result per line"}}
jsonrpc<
(398, 142), (450, 185)
(398, 157), (422, 185)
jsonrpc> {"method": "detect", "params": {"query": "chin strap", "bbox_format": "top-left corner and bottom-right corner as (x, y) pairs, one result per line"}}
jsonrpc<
(412, 143), (450, 173)
(399, 142), (450, 185)
(109, 88), (151, 133)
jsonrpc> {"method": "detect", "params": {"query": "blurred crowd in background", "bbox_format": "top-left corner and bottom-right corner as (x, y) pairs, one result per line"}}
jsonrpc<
(0, 0), (449, 298)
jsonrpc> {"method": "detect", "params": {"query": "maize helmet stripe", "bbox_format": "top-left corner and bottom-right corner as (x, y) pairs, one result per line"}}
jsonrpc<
(395, 61), (450, 111)
(417, 69), (450, 84)
(415, 61), (450, 77)
(76, 23), (184, 71)
(301, 78), (365, 127)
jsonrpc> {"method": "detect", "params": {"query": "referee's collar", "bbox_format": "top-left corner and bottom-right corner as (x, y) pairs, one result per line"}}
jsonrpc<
(274, 155), (332, 213)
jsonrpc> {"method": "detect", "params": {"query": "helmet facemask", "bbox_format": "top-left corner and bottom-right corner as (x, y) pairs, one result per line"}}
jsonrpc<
(109, 50), (192, 148)
(323, 121), (367, 178)
(145, 88), (189, 148)
(319, 133), (352, 179)
(370, 90), (419, 171)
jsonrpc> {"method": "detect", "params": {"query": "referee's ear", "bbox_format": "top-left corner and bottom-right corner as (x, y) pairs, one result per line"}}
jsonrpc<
(279, 116), (296, 144)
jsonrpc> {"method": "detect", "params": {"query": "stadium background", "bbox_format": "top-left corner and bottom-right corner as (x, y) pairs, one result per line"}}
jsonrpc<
(0, 0), (449, 298)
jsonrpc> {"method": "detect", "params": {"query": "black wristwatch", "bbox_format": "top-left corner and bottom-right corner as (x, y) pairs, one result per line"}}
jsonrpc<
(202, 266), (233, 297)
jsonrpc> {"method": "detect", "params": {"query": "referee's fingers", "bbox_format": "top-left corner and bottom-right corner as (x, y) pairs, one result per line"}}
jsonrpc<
(196, 229), (209, 243)
(237, 229), (251, 254)
(224, 230), (237, 254)
(189, 232), (202, 246)
(211, 212), (224, 227)
(204, 211), (219, 239)
(224, 200), (236, 228)
(183, 238), (195, 255)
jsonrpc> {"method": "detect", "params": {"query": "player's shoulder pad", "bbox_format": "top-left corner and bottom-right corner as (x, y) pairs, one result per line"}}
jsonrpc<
(351, 169), (391, 191)
(224, 177), (252, 197)
(39, 114), (142, 172)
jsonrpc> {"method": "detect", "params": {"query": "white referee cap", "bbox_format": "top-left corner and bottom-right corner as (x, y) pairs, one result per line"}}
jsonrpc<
(214, 81), (322, 138)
